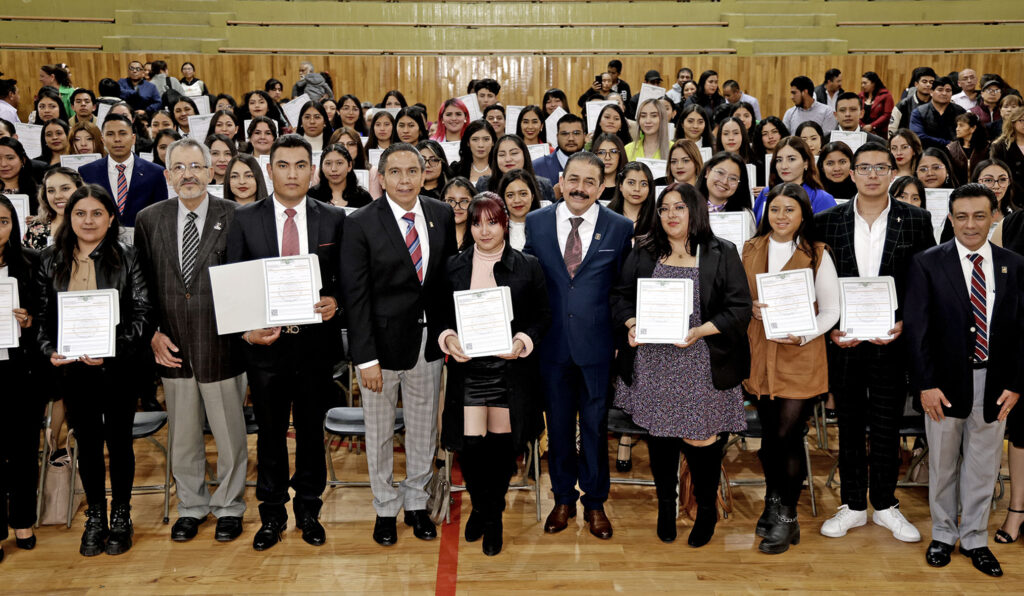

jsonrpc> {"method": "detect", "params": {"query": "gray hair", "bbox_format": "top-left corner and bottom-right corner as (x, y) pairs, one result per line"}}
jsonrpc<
(379, 142), (426, 173)
(165, 136), (212, 168)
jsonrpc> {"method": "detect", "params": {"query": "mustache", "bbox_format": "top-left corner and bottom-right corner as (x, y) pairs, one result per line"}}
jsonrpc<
(569, 191), (590, 201)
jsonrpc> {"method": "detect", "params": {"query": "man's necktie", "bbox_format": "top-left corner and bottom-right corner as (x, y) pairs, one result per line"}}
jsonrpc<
(968, 253), (988, 361)
(116, 163), (127, 215)
(181, 212), (199, 288)
(403, 212), (423, 283)
(563, 217), (584, 278)
(282, 208), (299, 257)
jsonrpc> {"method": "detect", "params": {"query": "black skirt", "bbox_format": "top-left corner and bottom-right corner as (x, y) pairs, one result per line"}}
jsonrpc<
(461, 357), (510, 408)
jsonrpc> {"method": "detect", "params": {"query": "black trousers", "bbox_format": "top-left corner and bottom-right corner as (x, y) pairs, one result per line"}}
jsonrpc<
(831, 345), (907, 511)
(0, 359), (43, 537)
(61, 364), (136, 507)
(754, 397), (814, 508)
(245, 333), (331, 523)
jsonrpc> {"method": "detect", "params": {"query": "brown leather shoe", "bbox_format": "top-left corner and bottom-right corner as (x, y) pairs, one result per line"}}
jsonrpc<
(584, 509), (613, 540)
(544, 504), (577, 533)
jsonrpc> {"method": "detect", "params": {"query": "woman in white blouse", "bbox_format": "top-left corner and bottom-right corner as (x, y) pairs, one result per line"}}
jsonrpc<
(741, 182), (839, 556)
(496, 170), (541, 251)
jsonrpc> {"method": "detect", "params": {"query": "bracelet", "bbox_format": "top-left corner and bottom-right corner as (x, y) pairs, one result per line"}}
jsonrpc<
(244, 331), (253, 345)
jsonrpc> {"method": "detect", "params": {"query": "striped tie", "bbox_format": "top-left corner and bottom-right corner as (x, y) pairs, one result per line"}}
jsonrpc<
(967, 253), (988, 362)
(403, 212), (423, 283)
(115, 163), (128, 215)
(181, 212), (199, 289)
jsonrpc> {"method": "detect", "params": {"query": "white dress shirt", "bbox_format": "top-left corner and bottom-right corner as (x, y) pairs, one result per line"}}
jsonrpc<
(0, 100), (20, 124)
(852, 194), (890, 277)
(767, 237), (840, 344)
(385, 193), (430, 277)
(272, 195), (308, 256)
(556, 200), (599, 258)
(555, 149), (570, 170)
(509, 221), (527, 250)
(951, 91), (978, 111)
(107, 153), (135, 199)
(954, 238), (994, 329)
(177, 195), (209, 269)
(0, 265), (9, 360)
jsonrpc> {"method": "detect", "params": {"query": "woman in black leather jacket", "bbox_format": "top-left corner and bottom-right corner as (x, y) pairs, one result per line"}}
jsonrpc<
(35, 184), (152, 558)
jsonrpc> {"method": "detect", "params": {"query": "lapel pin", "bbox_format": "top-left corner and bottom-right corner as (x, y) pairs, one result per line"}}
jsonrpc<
(429, 221), (434, 228)
(896, 217), (901, 223)
(1002, 266), (1008, 273)
(214, 222), (223, 231)
(595, 233), (602, 240)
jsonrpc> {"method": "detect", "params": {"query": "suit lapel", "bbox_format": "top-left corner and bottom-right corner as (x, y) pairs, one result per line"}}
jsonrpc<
(422, 198), (444, 283)
(305, 197), (320, 253)
(992, 244), (1008, 318)
(699, 241), (721, 314)
(376, 196), (415, 277)
(191, 199), (227, 275)
(261, 195), (279, 257)
(879, 201), (903, 276)
(155, 200), (185, 288)
(541, 205), (569, 282)
(576, 207), (609, 274)
(840, 202), (860, 276)
(130, 159), (148, 199)
(938, 242), (970, 308)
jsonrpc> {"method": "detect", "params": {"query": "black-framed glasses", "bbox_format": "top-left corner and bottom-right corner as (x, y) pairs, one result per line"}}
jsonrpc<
(445, 198), (470, 209)
(855, 164), (893, 175)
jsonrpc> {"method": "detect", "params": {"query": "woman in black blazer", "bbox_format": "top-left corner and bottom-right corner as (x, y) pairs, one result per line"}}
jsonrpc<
(0, 196), (41, 561)
(438, 194), (550, 557)
(611, 182), (751, 546)
(35, 184), (152, 558)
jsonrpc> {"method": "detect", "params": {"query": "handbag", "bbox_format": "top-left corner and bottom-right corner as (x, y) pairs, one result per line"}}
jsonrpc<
(678, 455), (733, 521)
(39, 429), (84, 526)
(426, 457), (451, 525)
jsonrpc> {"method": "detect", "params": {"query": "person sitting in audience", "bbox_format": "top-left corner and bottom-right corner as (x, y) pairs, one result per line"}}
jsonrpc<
(683, 70), (725, 123)
(814, 68), (844, 111)
(859, 72), (894, 135)
(378, 90), (407, 110)
(952, 68), (980, 110)
(665, 67), (693, 104)
(69, 88), (97, 126)
(223, 153), (267, 205)
(308, 144), (372, 209)
(31, 87), (69, 125)
(948, 112), (990, 185)
(974, 158), (1017, 217)
(971, 77), (1003, 129)
(0, 77), (21, 124)
(911, 77), (966, 149)
(148, 60), (183, 97)
(730, 102), (757, 133)
(292, 61), (333, 101)
(179, 62), (208, 98)
(606, 60), (631, 102)
(784, 76), (837, 134)
(722, 79), (762, 121)
(891, 67), (937, 136)
(990, 107), (1024, 201)
(118, 60), (162, 114)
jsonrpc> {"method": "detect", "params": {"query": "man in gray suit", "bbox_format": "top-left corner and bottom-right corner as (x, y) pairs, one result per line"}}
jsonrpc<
(135, 137), (248, 543)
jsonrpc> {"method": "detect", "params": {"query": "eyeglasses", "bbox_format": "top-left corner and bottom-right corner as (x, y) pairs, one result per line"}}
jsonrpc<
(445, 198), (470, 209)
(982, 87), (1001, 94)
(979, 176), (1011, 187)
(657, 203), (687, 216)
(170, 163), (208, 175)
(710, 167), (741, 186)
(128, 66), (144, 72)
(423, 157), (442, 166)
(595, 149), (620, 157)
(855, 164), (893, 175)
(916, 164), (946, 175)
(558, 130), (584, 138)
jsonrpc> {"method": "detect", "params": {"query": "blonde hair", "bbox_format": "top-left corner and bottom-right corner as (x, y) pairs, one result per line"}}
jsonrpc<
(635, 98), (670, 159)
(996, 105), (1024, 150)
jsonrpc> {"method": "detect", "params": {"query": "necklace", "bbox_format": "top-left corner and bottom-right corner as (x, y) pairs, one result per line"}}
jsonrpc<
(472, 163), (489, 174)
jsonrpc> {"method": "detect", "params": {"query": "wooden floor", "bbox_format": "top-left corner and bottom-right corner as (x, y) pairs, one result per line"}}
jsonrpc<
(3, 420), (1021, 595)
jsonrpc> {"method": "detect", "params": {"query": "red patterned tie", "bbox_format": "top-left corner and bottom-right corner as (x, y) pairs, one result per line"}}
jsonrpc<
(115, 163), (127, 215)
(281, 208), (299, 256)
(403, 212), (423, 283)
(563, 217), (584, 278)
(968, 253), (988, 361)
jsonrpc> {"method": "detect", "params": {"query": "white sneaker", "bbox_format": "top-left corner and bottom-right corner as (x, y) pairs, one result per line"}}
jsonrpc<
(872, 505), (921, 542)
(820, 505), (868, 537)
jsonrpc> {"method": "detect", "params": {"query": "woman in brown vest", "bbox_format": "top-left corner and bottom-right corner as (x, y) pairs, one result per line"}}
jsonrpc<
(742, 182), (839, 554)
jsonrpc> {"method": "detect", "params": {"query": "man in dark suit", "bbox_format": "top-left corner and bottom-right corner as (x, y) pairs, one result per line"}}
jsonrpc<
(135, 137), (248, 543)
(532, 113), (585, 186)
(906, 183), (1024, 577)
(815, 142), (935, 543)
(79, 113), (168, 228)
(226, 134), (346, 551)
(341, 142), (457, 547)
(524, 151), (633, 539)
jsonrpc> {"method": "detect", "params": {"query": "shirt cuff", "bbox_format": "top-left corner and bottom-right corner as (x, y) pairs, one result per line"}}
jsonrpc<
(357, 360), (379, 370)
(513, 332), (534, 357)
(438, 329), (458, 355)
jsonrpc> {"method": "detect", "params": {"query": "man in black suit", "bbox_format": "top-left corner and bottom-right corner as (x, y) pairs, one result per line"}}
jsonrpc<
(79, 113), (168, 228)
(815, 142), (935, 543)
(906, 184), (1024, 577)
(341, 142), (457, 547)
(532, 114), (585, 188)
(226, 134), (346, 551)
(135, 137), (248, 543)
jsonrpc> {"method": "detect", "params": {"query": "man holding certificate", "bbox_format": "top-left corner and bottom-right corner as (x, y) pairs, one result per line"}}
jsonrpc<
(905, 184), (1024, 577)
(524, 151), (633, 539)
(226, 135), (345, 551)
(437, 194), (550, 556)
(134, 137), (248, 544)
(815, 142), (935, 543)
(36, 184), (152, 557)
(341, 142), (457, 547)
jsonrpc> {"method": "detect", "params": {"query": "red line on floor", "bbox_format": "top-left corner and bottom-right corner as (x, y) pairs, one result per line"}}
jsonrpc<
(435, 459), (463, 596)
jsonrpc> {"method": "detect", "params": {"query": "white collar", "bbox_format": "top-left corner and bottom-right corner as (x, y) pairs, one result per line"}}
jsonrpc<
(556, 200), (599, 224)
(954, 237), (993, 263)
(385, 193), (423, 219)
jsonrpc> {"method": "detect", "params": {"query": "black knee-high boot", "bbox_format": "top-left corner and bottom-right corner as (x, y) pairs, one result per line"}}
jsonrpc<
(648, 436), (682, 543)
(683, 436), (726, 548)
(483, 432), (515, 556)
(459, 435), (487, 543)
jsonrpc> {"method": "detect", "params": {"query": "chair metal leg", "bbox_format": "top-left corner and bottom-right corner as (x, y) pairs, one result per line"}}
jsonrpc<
(803, 437), (817, 517)
(163, 434), (172, 524)
(826, 458), (840, 489)
(35, 402), (53, 528)
(532, 440), (541, 522)
(66, 438), (78, 529)
(324, 429), (339, 483)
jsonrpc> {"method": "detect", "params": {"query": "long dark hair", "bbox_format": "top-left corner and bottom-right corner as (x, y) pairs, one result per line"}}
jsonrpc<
(715, 116), (754, 163)
(152, 129), (182, 167)
(890, 175), (928, 209)
(295, 100), (333, 146)
(698, 151), (753, 212)
(767, 136), (824, 190)
(497, 168), (542, 215)
(366, 110), (398, 150)
(53, 184), (122, 287)
(971, 157), (1016, 213)
(31, 87), (70, 125)
(752, 116), (790, 157)
(541, 88), (569, 116)
(487, 134), (540, 192)
(210, 109), (243, 144)
(608, 161), (657, 237)
(594, 104), (633, 145)
(223, 154), (269, 203)
(817, 141), (857, 200)
(309, 144), (359, 201)
(417, 139), (454, 191)
(39, 118), (70, 163)
(754, 182), (820, 273)
(396, 106), (428, 142)
(919, 147), (959, 188)
(338, 94), (368, 135)
(691, 70), (724, 111)
(452, 120), (496, 178)
(378, 90), (408, 109)
(591, 133), (628, 180)
(0, 137), (38, 200)
(0, 195), (30, 280)
(515, 105), (547, 142)
(241, 90), (287, 131)
(637, 182), (713, 258)
(330, 126), (367, 170)
(37, 166), (83, 223)
(675, 103), (714, 149)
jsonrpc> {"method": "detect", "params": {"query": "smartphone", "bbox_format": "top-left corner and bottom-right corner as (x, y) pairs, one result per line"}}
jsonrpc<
(595, 75), (602, 84)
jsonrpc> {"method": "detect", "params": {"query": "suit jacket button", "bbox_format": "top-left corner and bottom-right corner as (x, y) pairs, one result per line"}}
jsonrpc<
(185, 292), (191, 300)
(569, 314), (574, 318)
(970, 326), (976, 332)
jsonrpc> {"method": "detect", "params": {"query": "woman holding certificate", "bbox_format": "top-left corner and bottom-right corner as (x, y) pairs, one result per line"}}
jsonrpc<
(611, 183), (751, 547)
(438, 194), (550, 556)
(0, 195), (41, 561)
(35, 184), (152, 557)
(742, 182), (840, 554)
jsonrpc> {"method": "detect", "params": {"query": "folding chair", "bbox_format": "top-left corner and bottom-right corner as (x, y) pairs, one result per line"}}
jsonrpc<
(607, 407), (655, 487)
(324, 406), (405, 487)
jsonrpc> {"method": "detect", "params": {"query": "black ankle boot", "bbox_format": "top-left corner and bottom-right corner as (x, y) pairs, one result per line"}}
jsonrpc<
(657, 499), (678, 543)
(106, 503), (134, 555)
(756, 493), (781, 538)
(80, 502), (108, 557)
(758, 504), (800, 554)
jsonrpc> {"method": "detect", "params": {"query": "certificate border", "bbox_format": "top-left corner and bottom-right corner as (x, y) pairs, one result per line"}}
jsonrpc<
(838, 276), (897, 340)
(635, 277), (693, 344)
(56, 289), (117, 359)
(454, 286), (514, 358)
(756, 268), (819, 339)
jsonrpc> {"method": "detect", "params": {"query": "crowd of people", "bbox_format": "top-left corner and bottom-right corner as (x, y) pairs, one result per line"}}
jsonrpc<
(0, 56), (1022, 578)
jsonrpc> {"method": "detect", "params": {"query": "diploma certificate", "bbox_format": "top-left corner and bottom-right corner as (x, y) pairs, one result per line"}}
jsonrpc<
(57, 289), (118, 359)
(838, 276), (897, 340)
(635, 278), (693, 344)
(454, 287), (514, 358)
(263, 256), (323, 326)
(709, 212), (751, 253)
(0, 279), (19, 349)
(756, 268), (818, 339)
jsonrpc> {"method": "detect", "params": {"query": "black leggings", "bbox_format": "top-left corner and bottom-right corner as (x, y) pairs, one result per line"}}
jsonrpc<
(0, 359), (43, 536)
(755, 397), (813, 507)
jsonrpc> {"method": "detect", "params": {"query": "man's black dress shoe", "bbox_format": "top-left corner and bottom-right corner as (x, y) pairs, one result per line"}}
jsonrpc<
(171, 516), (207, 542)
(925, 540), (954, 567)
(297, 517), (327, 546)
(214, 517), (243, 542)
(403, 510), (437, 540)
(252, 520), (285, 551)
(373, 516), (398, 546)
(960, 545), (1003, 577)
